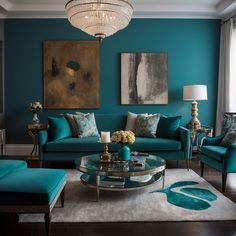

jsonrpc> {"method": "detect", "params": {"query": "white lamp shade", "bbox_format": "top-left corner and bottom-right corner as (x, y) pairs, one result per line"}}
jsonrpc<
(183, 85), (208, 101)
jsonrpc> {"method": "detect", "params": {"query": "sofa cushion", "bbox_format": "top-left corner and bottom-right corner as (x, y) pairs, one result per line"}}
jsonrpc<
(45, 136), (182, 152)
(132, 137), (182, 151)
(48, 116), (72, 141)
(201, 145), (227, 162)
(157, 116), (181, 139)
(135, 114), (160, 138)
(73, 113), (99, 138)
(0, 160), (27, 179)
(0, 168), (66, 205)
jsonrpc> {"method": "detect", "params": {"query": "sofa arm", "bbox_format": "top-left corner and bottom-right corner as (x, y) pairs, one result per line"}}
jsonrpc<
(224, 144), (236, 172)
(202, 134), (225, 146)
(38, 131), (48, 160)
(179, 126), (190, 160)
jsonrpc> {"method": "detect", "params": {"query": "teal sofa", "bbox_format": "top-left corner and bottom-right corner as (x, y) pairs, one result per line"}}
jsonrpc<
(39, 114), (191, 168)
(0, 160), (66, 236)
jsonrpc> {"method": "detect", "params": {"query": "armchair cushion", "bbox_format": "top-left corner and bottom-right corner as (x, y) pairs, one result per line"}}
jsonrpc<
(201, 145), (227, 162)
(219, 131), (236, 147)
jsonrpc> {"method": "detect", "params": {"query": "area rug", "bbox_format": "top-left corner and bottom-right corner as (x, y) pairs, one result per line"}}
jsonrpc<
(20, 169), (236, 222)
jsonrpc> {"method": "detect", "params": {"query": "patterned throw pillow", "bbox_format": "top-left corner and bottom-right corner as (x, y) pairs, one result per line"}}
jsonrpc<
(125, 112), (148, 132)
(135, 114), (160, 138)
(222, 114), (236, 134)
(73, 113), (99, 138)
(220, 131), (236, 147)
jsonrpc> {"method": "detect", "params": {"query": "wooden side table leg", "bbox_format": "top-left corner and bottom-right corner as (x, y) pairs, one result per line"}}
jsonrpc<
(96, 175), (100, 202)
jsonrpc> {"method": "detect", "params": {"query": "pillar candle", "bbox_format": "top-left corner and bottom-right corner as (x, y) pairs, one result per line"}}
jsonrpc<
(101, 131), (111, 143)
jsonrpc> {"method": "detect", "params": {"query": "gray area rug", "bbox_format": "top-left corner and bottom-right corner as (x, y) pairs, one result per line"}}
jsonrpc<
(20, 169), (236, 222)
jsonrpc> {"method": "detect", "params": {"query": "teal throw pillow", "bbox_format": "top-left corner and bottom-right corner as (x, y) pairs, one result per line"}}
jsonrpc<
(135, 114), (160, 138)
(74, 113), (99, 138)
(157, 116), (182, 139)
(219, 131), (236, 147)
(48, 116), (72, 141)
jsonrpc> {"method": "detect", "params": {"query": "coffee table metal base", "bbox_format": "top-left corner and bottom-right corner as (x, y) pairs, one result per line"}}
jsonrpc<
(81, 171), (165, 201)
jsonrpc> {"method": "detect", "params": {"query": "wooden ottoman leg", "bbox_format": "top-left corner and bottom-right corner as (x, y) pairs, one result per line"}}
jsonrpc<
(44, 213), (51, 236)
(200, 162), (204, 177)
(222, 173), (227, 193)
(60, 187), (65, 208)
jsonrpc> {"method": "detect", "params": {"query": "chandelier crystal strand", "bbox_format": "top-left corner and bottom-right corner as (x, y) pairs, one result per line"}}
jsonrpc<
(65, 0), (133, 41)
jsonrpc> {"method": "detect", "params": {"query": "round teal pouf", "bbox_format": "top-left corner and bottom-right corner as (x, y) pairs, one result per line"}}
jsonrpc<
(118, 144), (131, 161)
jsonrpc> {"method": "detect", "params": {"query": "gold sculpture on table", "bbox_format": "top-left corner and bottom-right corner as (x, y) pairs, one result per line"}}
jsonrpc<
(100, 142), (112, 163)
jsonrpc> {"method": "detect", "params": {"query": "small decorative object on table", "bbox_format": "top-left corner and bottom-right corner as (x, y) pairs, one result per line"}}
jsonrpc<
(29, 101), (42, 124)
(100, 131), (112, 163)
(111, 130), (135, 161)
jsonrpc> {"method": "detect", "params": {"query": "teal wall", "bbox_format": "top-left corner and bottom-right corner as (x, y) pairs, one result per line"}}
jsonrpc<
(4, 19), (220, 143)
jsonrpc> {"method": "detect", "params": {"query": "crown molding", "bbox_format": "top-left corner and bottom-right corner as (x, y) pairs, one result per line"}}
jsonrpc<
(0, 0), (235, 19)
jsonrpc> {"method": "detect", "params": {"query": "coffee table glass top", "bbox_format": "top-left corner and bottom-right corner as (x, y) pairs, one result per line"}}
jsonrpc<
(77, 154), (166, 177)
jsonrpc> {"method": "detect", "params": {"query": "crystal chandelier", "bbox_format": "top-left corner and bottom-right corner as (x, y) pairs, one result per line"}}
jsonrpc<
(65, 0), (133, 41)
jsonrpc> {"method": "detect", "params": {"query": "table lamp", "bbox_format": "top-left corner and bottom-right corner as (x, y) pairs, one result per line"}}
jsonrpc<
(183, 85), (207, 130)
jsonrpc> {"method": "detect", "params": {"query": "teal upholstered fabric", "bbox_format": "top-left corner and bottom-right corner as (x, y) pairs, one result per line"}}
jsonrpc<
(135, 114), (160, 138)
(0, 168), (66, 205)
(201, 145), (227, 161)
(74, 113), (99, 138)
(48, 116), (72, 141)
(179, 126), (190, 160)
(157, 116), (182, 139)
(45, 136), (182, 152)
(0, 160), (27, 179)
(199, 154), (223, 172)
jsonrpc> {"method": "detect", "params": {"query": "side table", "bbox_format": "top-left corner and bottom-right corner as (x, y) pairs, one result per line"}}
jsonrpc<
(27, 123), (48, 160)
(190, 125), (213, 158)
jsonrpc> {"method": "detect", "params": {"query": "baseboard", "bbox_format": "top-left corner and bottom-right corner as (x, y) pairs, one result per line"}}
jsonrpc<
(6, 144), (33, 156)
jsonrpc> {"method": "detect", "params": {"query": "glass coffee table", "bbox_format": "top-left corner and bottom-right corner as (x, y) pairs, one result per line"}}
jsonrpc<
(77, 154), (166, 201)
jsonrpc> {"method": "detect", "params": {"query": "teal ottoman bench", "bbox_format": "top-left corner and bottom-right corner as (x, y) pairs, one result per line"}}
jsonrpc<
(0, 160), (66, 236)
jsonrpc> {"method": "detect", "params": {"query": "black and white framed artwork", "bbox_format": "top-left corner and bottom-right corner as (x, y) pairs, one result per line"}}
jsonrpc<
(121, 53), (168, 104)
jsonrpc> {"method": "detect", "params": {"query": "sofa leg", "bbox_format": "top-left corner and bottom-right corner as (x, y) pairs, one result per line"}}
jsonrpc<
(200, 162), (204, 177)
(222, 173), (227, 193)
(44, 213), (51, 236)
(60, 187), (65, 208)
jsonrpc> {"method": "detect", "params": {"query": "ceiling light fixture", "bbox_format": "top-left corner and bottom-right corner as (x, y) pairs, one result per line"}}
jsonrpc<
(65, 0), (133, 41)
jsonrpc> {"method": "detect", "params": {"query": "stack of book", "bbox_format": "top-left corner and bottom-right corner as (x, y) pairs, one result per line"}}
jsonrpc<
(100, 177), (125, 187)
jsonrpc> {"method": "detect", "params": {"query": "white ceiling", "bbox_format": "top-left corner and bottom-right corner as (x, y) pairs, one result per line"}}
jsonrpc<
(0, 0), (236, 19)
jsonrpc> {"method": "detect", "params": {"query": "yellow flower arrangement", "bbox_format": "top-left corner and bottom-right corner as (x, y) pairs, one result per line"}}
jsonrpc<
(111, 130), (135, 144)
(29, 101), (42, 113)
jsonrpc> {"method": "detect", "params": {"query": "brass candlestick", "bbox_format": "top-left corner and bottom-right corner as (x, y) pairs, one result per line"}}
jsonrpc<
(100, 143), (112, 163)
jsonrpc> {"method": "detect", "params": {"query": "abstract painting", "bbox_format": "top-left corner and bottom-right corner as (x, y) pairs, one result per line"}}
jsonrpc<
(43, 41), (100, 109)
(121, 53), (168, 104)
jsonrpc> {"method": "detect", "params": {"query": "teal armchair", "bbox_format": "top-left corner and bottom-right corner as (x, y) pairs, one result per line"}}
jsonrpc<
(199, 134), (236, 192)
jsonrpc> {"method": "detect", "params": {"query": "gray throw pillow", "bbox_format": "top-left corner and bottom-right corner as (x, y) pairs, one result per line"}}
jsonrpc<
(220, 131), (236, 147)
(74, 113), (99, 138)
(64, 114), (78, 137)
(135, 114), (160, 138)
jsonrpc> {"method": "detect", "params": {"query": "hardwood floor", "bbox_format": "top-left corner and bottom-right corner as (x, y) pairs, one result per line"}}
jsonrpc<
(1, 156), (236, 236)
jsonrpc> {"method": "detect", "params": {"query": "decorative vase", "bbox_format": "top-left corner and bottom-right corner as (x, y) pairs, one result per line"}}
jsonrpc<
(32, 112), (40, 124)
(118, 144), (131, 161)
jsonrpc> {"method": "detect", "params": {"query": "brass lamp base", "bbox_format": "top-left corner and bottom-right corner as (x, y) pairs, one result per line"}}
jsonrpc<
(188, 100), (202, 131)
(100, 143), (112, 163)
